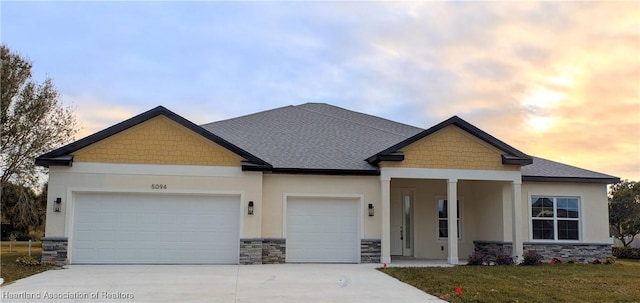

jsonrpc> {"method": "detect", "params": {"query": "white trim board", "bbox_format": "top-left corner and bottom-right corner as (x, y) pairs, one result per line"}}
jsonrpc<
(52, 162), (248, 177)
(381, 167), (521, 182)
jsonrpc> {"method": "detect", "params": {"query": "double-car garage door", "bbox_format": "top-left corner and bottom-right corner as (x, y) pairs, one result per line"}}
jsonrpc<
(71, 193), (360, 264)
(71, 193), (240, 264)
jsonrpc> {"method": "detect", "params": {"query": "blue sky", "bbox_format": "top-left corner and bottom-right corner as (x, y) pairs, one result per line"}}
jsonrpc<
(2, 1), (638, 180)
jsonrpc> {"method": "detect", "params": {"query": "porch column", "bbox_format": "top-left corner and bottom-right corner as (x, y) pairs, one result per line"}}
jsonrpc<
(381, 177), (391, 264)
(511, 181), (524, 263)
(447, 178), (458, 264)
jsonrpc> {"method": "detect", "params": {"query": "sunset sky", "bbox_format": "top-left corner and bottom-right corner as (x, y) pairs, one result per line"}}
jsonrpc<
(2, 1), (638, 180)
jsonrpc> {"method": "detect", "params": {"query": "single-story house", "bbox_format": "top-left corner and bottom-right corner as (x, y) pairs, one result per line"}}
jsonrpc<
(37, 103), (619, 265)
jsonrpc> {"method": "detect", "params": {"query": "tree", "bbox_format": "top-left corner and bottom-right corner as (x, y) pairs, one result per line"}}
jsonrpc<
(609, 180), (640, 247)
(1, 182), (37, 235)
(1, 45), (78, 229)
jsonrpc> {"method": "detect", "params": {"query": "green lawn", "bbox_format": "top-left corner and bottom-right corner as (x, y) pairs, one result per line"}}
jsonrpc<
(380, 260), (640, 303)
(1, 241), (51, 284)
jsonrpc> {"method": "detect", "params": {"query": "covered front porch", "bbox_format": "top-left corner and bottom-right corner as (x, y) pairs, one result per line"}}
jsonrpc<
(380, 168), (524, 265)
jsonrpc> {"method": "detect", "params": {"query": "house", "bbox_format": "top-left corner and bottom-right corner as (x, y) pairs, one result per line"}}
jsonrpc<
(37, 103), (619, 265)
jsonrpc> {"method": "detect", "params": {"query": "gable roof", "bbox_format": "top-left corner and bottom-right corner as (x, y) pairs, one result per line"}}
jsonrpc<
(366, 115), (533, 166)
(35, 106), (270, 168)
(37, 103), (620, 183)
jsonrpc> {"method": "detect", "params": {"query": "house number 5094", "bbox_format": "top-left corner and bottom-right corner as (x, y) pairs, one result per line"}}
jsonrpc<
(151, 184), (167, 189)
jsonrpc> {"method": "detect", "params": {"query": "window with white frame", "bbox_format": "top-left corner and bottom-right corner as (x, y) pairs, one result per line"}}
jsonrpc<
(531, 196), (580, 241)
(438, 199), (460, 239)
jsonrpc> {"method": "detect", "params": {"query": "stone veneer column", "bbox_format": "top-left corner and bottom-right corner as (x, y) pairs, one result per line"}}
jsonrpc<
(41, 237), (68, 266)
(240, 239), (262, 264)
(262, 238), (286, 264)
(360, 239), (381, 263)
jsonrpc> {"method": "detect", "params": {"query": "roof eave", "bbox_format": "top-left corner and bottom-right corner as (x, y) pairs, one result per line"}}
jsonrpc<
(35, 155), (73, 168)
(368, 152), (405, 164)
(502, 154), (533, 166)
(243, 165), (381, 176)
(522, 175), (621, 184)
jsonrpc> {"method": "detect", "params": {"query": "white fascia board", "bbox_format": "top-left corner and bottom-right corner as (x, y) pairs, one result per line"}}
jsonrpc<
(51, 162), (246, 178)
(381, 167), (521, 182)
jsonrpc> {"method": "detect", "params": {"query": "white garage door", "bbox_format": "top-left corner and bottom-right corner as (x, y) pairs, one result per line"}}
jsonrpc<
(72, 192), (240, 264)
(286, 197), (360, 263)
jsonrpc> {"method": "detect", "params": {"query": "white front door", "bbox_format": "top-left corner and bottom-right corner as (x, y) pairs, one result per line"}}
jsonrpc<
(390, 189), (413, 256)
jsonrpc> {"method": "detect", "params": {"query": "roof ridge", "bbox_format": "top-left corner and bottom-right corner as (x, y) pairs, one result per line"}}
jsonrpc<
(295, 103), (422, 138)
(201, 104), (295, 126)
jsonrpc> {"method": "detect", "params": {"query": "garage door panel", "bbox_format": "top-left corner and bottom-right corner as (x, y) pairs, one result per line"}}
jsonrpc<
(287, 198), (359, 263)
(72, 193), (240, 264)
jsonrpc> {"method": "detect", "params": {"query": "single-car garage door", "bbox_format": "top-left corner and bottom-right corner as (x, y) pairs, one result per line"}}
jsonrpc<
(71, 192), (240, 264)
(286, 197), (359, 263)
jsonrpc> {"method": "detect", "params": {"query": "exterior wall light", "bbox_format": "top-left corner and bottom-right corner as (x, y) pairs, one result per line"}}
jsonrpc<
(368, 203), (374, 216)
(248, 201), (254, 215)
(54, 197), (62, 212)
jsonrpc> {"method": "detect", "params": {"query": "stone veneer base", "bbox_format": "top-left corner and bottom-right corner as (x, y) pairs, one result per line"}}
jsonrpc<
(474, 240), (612, 263)
(41, 237), (68, 266)
(240, 238), (263, 265)
(361, 239), (381, 263)
(43, 237), (376, 265)
(261, 238), (286, 264)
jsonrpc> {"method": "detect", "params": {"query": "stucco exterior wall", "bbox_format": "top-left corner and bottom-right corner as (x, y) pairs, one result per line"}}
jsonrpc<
(521, 182), (610, 243)
(380, 126), (519, 171)
(261, 174), (380, 239)
(467, 181), (506, 242)
(44, 163), (262, 239)
(73, 116), (242, 166)
(389, 179), (487, 260)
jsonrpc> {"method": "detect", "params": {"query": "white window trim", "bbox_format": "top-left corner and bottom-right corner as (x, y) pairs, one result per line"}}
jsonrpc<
(436, 196), (464, 242)
(529, 195), (582, 243)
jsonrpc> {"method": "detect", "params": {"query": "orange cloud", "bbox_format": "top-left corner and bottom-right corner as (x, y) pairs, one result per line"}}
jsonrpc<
(61, 94), (137, 140)
(378, 1), (640, 180)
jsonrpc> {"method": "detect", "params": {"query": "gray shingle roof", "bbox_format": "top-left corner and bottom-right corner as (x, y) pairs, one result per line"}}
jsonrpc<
(202, 103), (618, 183)
(522, 157), (619, 183)
(201, 103), (422, 171)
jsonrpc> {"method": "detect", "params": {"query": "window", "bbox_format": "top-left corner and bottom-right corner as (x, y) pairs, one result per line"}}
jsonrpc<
(531, 196), (580, 241)
(438, 199), (460, 239)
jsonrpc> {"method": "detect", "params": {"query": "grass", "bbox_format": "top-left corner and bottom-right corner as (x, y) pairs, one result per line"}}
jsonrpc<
(380, 259), (640, 303)
(1, 241), (52, 284)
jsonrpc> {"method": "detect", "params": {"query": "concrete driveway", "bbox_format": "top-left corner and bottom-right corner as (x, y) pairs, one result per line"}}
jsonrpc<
(1, 264), (446, 302)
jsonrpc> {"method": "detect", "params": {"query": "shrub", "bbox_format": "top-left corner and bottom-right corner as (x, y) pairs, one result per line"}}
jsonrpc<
(467, 251), (487, 266)
(612, 247), (640, 259)
(520, 250), (543, 266)
(606, 256), (616, 264)
(567, 258), (579, 264)
(495, 251), (515, 265)
(550, 257), (562, 265)
(592, 258), (603, 264)
(15, 256), (40, 266)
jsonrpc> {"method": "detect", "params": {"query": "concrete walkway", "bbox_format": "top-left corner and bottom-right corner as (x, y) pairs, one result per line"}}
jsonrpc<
(1, 264), (447, 303)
